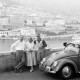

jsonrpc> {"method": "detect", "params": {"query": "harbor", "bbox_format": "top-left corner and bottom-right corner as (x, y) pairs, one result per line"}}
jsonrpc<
(0, 0), (80, 80)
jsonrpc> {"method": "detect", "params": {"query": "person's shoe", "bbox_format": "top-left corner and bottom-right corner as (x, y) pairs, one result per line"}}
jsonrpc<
(14, 68), (20, 73)
(19, 69), (24, 73)
(30, 69), (33, 72)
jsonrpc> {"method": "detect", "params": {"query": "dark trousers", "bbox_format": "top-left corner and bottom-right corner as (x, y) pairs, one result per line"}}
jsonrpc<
(36, 48), (45, 64)
(15, 50), (26, 69)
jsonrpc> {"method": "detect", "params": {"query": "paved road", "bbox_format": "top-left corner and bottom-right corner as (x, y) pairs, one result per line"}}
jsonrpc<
(0, 69), (80, 80)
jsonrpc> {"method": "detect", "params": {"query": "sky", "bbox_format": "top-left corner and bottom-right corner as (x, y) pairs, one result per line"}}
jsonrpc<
(1, 0), (80, 16)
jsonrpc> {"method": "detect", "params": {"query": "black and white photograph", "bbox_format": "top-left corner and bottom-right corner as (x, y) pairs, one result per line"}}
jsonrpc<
(0, 0), (80, 80)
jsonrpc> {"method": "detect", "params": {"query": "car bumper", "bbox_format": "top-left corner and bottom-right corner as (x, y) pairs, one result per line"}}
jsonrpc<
(45, 66), (56, 73)
(40, 64), (57, 73)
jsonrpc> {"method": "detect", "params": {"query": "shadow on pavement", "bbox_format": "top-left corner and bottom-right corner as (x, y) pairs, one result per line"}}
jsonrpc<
(43, 72), (80, 80)
(70, 73), (80, 80)
(43, 72), (61, 80)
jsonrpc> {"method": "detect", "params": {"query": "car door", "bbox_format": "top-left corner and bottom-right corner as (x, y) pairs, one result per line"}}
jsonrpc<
(78, 49), (80, 71)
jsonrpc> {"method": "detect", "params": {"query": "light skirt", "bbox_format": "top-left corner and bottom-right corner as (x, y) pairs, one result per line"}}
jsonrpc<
(26, 51), (36, 66)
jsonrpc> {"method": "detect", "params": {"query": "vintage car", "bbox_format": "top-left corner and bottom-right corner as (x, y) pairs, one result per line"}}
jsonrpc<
(40, 42), (80, 79)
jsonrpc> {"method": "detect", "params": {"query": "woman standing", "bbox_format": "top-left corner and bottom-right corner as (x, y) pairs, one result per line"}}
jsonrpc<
(25, 37), (36, 72)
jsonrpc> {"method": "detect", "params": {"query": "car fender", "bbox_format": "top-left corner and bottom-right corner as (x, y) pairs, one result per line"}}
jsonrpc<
(56, 59), (78, 73)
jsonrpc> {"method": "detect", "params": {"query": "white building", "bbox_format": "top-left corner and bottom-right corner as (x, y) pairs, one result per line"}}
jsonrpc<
(0, 2), (6, 17)
(8, 30), (21, 37)
(26, 20), (32, 25)
(0, 30), (21, 37)
(0, 17), (9, 25)
(0, 31), (8, 37)
(46, 19), (65, 27)
(44, 26), (65, 34)
(20, 27), (36, 37)
(35, 22), (43, 26)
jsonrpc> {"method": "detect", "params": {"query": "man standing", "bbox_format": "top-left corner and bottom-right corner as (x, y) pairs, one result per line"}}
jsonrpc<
(35, 33), (47, 65)
(11, 35), (26, 72)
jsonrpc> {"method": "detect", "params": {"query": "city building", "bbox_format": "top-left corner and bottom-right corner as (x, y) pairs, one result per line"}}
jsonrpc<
(0, 30), (20, 37)
(8, 30), (21, 37)
(0, 30), (8, 37)
(45, 19), (65, 34)
(46, 18), (65, 27)
(10, 14), (24, 27)
(65, 25), (80, 34)
(20, 27), (36, 37)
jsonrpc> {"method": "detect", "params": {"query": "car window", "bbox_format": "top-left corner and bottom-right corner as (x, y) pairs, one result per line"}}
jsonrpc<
(64, 44), (79, 54)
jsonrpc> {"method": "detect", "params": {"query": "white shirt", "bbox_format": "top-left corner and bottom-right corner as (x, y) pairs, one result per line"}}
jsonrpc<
(11, 40), (26, 52)
(36, 40), (43, 49)
(26, 42), (34, 51)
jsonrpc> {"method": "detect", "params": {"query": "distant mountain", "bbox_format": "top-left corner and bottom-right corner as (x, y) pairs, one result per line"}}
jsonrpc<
(0, 0), (21, 7)
(0, 1), (54, 18)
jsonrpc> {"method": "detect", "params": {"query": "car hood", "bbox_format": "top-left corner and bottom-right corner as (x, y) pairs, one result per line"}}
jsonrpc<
(44, 49), (78, 66)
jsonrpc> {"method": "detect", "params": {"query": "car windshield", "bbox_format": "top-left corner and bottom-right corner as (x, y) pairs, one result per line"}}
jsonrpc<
(64, 44), (79, 54)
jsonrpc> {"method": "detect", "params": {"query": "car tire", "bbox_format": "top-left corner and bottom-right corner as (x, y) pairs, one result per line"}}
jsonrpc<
(58, 65), (73, 79)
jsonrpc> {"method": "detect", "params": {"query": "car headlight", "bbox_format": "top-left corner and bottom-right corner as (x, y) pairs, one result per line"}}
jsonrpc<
(41, 58), (46, 64)
(52, 61), (58, 67)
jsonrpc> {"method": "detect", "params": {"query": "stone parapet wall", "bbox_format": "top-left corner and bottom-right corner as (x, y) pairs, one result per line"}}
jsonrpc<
(0, 48), (62, 72)
(0, 52), (16, 72)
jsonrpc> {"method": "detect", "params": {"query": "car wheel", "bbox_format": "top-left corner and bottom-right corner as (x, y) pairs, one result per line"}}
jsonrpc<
(59, 65), (73, 79)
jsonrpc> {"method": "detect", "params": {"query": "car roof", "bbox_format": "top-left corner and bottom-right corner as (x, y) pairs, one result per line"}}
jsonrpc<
(71, 40), (80, 45)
